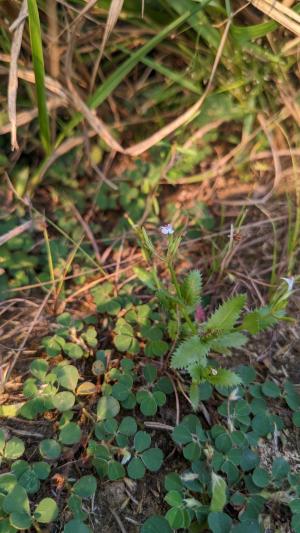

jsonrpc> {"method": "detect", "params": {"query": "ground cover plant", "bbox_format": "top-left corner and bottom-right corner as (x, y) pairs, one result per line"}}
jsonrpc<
(1, 0), (300, 531)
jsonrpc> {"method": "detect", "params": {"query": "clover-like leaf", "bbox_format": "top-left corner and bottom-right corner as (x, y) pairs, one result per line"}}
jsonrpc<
(4, 438), (25, 460)
(10, 511), (32, 529)
(30, 359), (49, 380)
(127, 457), (146, 480)
(34, 498), (59, 523)
(3, 484), (30, 514)
(64, 519), (92, 533)
(97, 396), (120, 420)
(52, 391), (75, 412)
(141, 516), (172, 533)
(59, 422), (82, 445)
(134, 431), (151, 452)
(39, 439), (61, 460)
(118, 416), (137, 436)
(208, 512), (232, 533)
(107, 460), (125, 480)
(73, 475), (97, 497)
(141, 448), (163, 472)
(54, 365), (79, 392)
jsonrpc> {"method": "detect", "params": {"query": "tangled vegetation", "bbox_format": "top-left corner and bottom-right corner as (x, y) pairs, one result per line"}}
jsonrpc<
(1, 0), (300, 531)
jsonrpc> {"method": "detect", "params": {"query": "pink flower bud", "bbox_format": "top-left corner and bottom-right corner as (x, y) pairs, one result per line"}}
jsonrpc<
(195, 305), (205, 323)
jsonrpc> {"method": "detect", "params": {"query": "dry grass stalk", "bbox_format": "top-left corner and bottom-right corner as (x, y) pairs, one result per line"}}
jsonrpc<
(251, 0), (300, 36)
(124, 18), (232, 156)
(90, 0), (124, 90)
(0, 96), (66, 135)
(0, 221), (33, 246)
(8, 0), (28, 151)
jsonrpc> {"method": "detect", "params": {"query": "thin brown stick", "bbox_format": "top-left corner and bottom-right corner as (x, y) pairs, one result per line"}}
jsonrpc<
(0, 220), (33, 246)
(71, 206), (102, 265)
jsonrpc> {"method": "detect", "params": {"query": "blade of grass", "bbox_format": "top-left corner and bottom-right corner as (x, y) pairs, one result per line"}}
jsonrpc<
(29, 3), (212, 189)
(57, 3), (211, 145)
(118, 45), (201, 94)
(27, 0), (51, 154)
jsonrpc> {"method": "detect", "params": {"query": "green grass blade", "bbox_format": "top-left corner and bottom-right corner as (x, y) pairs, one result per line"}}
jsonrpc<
(164, 0), (220, 49)
(231, 21), (277, 43)
(55, 2), (211, 147)
(27, 0), (51, 155)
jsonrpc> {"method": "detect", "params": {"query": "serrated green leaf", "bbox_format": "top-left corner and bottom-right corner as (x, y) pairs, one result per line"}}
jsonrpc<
(205, 368), (241, 387)
(210, 332), (248, 353)
(205, 295), (246, 332)
(181, 270), (202, 309)
(240, 306), (277, 334)
(171, 335), (209, 369)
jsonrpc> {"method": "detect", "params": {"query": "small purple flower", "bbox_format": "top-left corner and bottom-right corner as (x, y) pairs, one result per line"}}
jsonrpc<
(195, 305), (205, 323)
(160, 223), (174, 235)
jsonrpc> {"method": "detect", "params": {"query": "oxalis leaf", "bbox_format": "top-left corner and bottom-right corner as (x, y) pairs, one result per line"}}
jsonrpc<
(210, 472), (227, 512)
(171, 336), (210, 369)
(205, 295), (246, 332)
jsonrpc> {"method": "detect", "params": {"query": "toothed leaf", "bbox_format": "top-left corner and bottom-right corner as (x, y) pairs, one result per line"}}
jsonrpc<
(181, 270), (202, 310)
(205, 295), (246, 332)
(210, 332), (248, 354)
(171, 336), (209, 370)
(205, 368), (242, 387)
(240, 306), (282, 334)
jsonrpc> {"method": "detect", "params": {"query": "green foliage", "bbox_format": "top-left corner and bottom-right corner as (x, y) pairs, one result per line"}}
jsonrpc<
(158, 368), (300, 531)
(205, 295), (246, 333)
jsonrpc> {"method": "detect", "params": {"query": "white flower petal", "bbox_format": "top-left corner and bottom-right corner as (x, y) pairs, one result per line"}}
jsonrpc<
(160, 223), (174, 235)
(281, 276), (295, 292)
